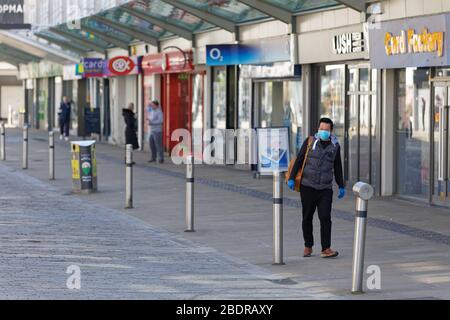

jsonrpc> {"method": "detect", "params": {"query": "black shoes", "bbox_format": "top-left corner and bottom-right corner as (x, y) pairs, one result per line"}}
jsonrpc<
(148, 159), (164, 164)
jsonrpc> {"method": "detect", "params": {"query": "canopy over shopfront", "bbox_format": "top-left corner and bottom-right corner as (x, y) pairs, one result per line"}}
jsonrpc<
(0, 0), (376, 63)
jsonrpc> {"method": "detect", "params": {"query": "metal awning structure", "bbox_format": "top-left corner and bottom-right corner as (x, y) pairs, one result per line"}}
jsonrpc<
(335, 0), (367, 12)
(33, 0), (343, 57)
(0, 30), (80, 66)
(1, 0), (372, 63)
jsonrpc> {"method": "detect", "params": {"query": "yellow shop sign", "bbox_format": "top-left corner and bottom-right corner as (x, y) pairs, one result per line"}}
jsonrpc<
(384, 28), (444, 57)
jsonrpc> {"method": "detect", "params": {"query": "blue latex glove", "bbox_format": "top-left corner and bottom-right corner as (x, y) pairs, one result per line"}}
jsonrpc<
(288, 179), (295, 191)
(338, 187), (346, 199)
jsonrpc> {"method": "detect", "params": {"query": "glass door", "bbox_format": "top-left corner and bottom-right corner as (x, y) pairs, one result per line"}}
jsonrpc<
(347, 65), (379, 188)
(432, 83), (450, 204)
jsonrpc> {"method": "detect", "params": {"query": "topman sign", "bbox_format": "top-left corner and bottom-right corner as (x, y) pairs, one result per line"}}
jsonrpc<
(0, 0), (30, 29)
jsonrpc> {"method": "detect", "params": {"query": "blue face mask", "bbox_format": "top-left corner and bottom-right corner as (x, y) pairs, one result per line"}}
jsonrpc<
(318, 130), (331, 141)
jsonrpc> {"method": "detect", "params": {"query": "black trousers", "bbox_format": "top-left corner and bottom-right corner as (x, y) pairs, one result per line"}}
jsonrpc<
(300, 185), (333, 252)
(60, 120), (69, 137)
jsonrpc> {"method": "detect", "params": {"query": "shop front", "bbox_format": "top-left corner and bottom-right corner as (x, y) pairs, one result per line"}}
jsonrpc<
(370, 13), (450, 206)
(19, 61), (64, 131)
(78, 56), (142, 145)
(207, 36), (300, 168)
(63, 64), (82, 136)
(300, 23), (380, 191)
(142, 51), (198, 153)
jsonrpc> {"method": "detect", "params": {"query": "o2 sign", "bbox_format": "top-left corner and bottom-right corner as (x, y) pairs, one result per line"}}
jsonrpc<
(209, 48), (224, 62)
(108, 56), (136, 76)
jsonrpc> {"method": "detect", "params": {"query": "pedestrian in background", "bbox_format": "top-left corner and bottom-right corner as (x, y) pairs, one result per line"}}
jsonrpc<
(122, 102), (139, 150)
(147, 100), (164, 164)
(58, 96), (72, 141)
(287, 117), (345, 259)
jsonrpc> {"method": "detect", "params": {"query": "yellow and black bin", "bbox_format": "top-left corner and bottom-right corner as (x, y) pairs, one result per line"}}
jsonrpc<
(71, 140), (98, 194)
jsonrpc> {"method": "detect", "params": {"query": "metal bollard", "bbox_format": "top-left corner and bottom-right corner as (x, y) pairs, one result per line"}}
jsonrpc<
(49, 131), (55, 180)
(0, 122), (5, 161)
(351, 182), (374, 294)
(125, 144), (133, 209)
(22, 124), (28, 170)
(185, 155), (195, 232)
(273, 171), (285, 265)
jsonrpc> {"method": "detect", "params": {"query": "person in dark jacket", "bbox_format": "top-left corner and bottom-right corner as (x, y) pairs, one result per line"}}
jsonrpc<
(287, 117), (345, 259)
(58, 96), (72, 141)
(122, 103), (139, 150)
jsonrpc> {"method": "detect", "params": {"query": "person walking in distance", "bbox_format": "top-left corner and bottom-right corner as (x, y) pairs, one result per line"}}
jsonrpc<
(287, 117), (346, 258)
(147, 100), (164, 164)
(122, 102), (139, 150)
(58, 96), (72, 141)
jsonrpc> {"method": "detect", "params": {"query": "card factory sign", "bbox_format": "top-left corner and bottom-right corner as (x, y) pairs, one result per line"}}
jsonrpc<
(0, 0), (30, 29)
(369, 14), (450, 68)
(384, 28), (444, 57)
(333, 32), (365, 55)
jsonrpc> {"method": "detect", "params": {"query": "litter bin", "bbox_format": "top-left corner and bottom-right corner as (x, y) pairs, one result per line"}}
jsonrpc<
(71, 140), (97, 194)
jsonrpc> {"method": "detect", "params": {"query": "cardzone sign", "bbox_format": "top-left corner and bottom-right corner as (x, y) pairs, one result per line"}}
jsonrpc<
(0, 0), (30, 29)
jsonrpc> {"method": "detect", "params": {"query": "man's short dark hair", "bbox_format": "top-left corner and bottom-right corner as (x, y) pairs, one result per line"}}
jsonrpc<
(152, 100), (160, 106)
(319, 117), (334, 130)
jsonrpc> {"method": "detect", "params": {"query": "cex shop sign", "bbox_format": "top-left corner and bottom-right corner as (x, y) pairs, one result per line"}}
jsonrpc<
(79, 56), (142, 78)
(108, 56), (136, 76)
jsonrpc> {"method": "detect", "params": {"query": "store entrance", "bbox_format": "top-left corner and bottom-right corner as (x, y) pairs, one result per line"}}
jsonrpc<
(254, 80), (302, 159)
(162, 73), (192, 152)
(432, 82), (450, 205)
(347, 65), (378, 187)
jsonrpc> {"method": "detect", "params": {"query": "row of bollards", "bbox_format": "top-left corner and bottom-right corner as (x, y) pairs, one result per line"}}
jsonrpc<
(1, 124), (55, 181)
(181, 162), (374, 294)
(2, 125), (374, 294)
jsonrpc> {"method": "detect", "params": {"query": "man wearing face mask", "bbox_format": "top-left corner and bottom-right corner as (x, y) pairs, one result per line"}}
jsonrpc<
(287, 117), (345, 259)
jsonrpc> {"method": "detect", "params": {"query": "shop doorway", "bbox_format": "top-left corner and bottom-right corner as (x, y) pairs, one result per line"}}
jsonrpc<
(161, 73), (192, 152)
(314, 63), (380, 192)
(432, 82), (450, 205)
(347, 65), (379, 187)
(103, 79), (111, 139)
(254, 80), (302, 159)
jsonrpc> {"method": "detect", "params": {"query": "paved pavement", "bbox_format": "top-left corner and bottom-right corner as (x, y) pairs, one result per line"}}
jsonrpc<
(1, 128), (450, 299)
(0, 164), (335, 300)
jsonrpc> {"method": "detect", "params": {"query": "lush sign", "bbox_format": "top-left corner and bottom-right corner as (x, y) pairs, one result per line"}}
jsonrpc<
(333, 32), (365, 55)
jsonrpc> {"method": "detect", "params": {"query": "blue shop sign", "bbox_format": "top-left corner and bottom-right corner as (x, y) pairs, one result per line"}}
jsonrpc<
(206, 36), (291, 66)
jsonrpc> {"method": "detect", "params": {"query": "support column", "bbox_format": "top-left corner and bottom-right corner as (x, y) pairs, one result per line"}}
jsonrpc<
(381, 69), (395, 196)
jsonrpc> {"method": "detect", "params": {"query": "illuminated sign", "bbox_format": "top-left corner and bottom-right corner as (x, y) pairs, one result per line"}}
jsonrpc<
(384, 28), (444, 57)
(369, 14), (450, 68)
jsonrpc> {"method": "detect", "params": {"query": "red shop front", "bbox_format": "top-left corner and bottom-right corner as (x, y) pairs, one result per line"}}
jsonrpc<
(142, 51), (198, 153)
